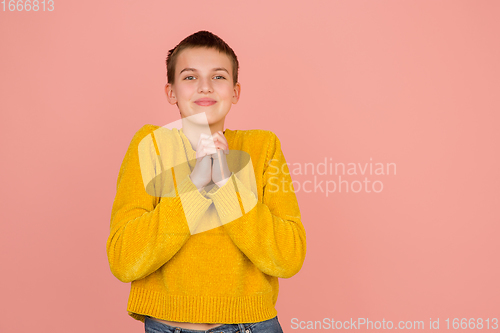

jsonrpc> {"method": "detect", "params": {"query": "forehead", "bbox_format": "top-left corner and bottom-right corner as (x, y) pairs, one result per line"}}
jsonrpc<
(175, 47), (232, 74)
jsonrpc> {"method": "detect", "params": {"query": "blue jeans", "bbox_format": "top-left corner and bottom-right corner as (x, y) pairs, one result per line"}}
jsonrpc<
(144, 315), (284, 333)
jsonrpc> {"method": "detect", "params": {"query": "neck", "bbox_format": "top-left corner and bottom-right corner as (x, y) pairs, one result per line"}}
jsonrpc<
(181, 118), (225, 151)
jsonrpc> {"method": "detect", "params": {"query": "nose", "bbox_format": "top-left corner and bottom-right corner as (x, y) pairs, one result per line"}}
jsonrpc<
(197, 76), (213, 93)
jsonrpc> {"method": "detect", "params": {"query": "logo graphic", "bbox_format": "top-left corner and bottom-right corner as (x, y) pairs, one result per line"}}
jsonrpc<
(138, 113), (258, 235)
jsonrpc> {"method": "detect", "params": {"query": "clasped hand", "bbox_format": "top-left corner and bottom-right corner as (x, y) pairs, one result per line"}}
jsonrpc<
(189, 131), (231, 190)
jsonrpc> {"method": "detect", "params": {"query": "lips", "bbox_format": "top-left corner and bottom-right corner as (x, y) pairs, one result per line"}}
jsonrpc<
(194, 98), (216, 106)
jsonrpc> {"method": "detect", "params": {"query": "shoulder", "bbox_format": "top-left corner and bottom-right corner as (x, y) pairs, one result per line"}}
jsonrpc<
(232, 129), (283, 156)
(233, 128), (278, 145)
(232, 129), (284, 166)
(118, 125), (161, 161)
(131, 124), (160, 142)
(125, 124), (165, 149)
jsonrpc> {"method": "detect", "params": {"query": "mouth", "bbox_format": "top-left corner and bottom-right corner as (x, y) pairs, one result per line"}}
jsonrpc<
(194, 98), (216, 106)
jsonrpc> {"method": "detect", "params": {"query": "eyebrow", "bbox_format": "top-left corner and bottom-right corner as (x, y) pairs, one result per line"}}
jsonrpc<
(179, 67), (230, 75)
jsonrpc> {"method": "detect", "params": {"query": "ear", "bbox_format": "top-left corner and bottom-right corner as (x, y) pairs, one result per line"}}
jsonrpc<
(165, 83), (177, 105)
(232, 82), (241, 104)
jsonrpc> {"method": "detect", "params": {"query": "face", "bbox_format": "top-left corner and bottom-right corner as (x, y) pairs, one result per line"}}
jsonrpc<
(165, 47), (241, 128)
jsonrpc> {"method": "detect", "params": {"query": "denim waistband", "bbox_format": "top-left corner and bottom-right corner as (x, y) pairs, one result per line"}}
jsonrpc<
(144, 316), (255, 333)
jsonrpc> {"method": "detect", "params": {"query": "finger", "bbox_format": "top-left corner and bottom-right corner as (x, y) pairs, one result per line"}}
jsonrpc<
(198, 133), (222, 156)
(202, 139), (218, 155)
(197, 133), (211, 147)
(203, 139), (218, 153)
(213, 132), (229, 153)
(196, 135), (216, 158)
(211, 133), (226, 145)
(211, 132), (228, 145)
(211, 136), (228, 150)
(195, 135), (207, 159)
(202, 138), (216, 146)
(211, 136), (229, 154)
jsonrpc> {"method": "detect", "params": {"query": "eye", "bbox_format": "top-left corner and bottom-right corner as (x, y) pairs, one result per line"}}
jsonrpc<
(184, 76), (195, 80)
(214, 75), (226, 80)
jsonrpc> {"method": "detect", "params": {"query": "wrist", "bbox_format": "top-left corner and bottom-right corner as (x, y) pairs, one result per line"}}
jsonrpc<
(189, 174), (203, 191)
(215, 172), (233, 188)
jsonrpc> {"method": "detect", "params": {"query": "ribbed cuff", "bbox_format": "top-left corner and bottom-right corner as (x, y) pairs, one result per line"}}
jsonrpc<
(199, 183), (220, 197)
(206, 173), (258, 225)
(176, 175), (214, 234)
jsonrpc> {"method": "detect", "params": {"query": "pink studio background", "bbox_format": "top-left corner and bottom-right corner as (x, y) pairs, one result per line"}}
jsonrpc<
(1, 1), (499, 332)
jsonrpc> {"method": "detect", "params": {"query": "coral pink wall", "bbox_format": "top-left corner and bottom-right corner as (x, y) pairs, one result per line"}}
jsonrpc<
(1, 1), (498, 332)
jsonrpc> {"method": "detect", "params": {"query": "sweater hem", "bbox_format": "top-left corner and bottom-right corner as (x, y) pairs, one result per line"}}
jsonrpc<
(126, 286), (278, 324)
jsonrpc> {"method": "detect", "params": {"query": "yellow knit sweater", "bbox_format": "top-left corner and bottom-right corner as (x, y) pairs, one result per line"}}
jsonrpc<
(106, 124), (306, 324)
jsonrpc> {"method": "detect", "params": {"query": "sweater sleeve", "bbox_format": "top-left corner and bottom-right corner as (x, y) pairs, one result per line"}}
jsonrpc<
(206, 133), (307, 279)
(106, 125), (213, 283)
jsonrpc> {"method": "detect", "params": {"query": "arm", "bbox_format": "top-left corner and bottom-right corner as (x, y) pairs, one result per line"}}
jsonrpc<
(106, 126), (213, 283)
(206, 133), (307, 278)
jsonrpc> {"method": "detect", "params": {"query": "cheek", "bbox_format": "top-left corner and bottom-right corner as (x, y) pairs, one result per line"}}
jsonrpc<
(177, 86), (194, 99)
(219, 87), (234, 99)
